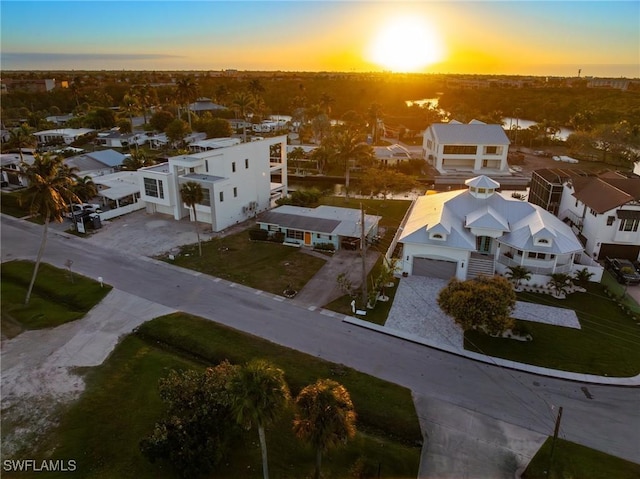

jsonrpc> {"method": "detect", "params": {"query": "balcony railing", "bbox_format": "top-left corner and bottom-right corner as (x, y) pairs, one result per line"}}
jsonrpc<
(497, 254), (572, 274)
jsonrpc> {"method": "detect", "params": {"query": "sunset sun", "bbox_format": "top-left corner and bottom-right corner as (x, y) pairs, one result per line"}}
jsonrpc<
(368, 16), (444, 72)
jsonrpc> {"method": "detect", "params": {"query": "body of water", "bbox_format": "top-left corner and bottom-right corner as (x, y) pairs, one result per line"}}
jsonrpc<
(502, 117), (573, 141)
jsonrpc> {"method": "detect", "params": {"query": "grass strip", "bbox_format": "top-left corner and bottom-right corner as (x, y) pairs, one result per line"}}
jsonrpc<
(465, 284), (640, 376)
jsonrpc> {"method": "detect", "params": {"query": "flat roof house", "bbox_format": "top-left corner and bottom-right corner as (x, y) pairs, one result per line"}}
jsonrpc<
(137, 136), (287, 232)
(398, 175), (602, 284)
(257, 205), (381, 250)
(423, 120), (510, 175)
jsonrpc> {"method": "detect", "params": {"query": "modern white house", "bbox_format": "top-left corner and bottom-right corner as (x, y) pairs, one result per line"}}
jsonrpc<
(422, 120), (510, 175)
(33, 128), (95, 145)
(397, 175), (602, 284)
(256, 205), (381, 250)
(558, 171), (640, 260)
(137, 136), (287, 232)
(95, 130), (148, 149)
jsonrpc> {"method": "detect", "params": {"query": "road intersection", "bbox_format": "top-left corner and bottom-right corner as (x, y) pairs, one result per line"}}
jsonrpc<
(2, 215), (639, 476)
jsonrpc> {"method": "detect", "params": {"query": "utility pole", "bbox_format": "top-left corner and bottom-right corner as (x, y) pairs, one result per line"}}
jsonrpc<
(360, 203), (368, 309)
(546, 406), (563, 476)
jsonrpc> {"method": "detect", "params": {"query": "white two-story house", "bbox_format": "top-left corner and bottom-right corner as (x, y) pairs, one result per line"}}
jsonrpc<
(398, 175), (602, 284)
(422, 120), (510, 175)
(558, 171), (640, 261)
(138, 136), (287, 232)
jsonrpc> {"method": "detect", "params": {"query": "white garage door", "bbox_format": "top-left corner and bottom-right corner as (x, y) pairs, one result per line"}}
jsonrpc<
(412, 257), (457, 279)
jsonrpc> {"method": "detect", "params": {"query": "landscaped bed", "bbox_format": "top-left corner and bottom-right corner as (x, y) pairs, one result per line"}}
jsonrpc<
(464, 284), (640, 377)
(26, 313), (421, 478)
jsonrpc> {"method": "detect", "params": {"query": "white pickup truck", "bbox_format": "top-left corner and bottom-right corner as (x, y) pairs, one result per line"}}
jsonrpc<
(66, 203), (102, 219)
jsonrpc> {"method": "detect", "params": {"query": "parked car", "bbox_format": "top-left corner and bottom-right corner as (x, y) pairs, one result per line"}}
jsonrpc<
(605, 257), (640, 285)
(66, 203), (101, 219)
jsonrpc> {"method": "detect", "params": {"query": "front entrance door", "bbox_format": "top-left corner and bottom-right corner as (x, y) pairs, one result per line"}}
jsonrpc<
(304, 231), (311, 245)
(476, 236), (492, 254)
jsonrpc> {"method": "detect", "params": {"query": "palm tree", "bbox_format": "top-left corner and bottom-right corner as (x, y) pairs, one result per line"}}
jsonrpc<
(326, 129), (374, 198)
(179, 181), (204, 256)
(228, 360), (290, 479)
(73, 175), (98, 203)
(122, 151), (153, 171)
(231, 91), (255, 142)
(573, 268), (594, 288)
(547, 273), (573, 298)
(505, 265), (532, 290)
(132, 84), (155, 124)
(175, 76), (198, 128)
(293, 379), (356, 479)
(367, 103), (384, 144)
(248, 78), (265, 97)
(8, 124), (37, 162)
(19, 153), (80, 305)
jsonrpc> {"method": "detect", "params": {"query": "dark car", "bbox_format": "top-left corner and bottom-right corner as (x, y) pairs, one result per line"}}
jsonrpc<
(605, 257), (640, 285)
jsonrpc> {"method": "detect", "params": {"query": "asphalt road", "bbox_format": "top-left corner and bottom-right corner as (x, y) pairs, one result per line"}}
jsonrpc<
(2, 215), (639, 466)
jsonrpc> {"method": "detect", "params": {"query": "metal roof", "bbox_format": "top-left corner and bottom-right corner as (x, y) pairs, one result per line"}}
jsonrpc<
(429, 122), (510, 145)
(400, 180), (583, 254)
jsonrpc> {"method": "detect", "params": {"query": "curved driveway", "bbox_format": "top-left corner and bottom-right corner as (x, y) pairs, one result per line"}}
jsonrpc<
(2, 215), (639, 470)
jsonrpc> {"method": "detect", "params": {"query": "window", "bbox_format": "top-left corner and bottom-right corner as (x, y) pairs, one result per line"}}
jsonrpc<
(245, 158), (249, 169)
(607, 216), (615, 226)
(286, 229), (304, 240)
(426, 139), (433, 149)
(527, 252), (547, 260)
(205, 161), (209, 173)
(219, 191), (224, 202)
(143, 177), (164, 199)
(443, 145), (477, 155)
(200, 189), (210, 206)
(537, 238), (549, 244)
(484, 146), (498, 154)
(619, 218), (639, 232)
(232, 162), (236, 173)
(589, 208), (597, 217)
(233, 187), (237, 198)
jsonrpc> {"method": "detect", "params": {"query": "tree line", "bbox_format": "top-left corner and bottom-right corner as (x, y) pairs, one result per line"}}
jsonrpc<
(140, 359), (356, 479)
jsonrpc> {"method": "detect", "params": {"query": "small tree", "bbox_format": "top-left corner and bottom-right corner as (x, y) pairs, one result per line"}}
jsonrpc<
(547, 273), (573, 298)
(293, 379), (357, 479)
(573, 268), (594, 288)
(505, 265), (532, 290)
(140, 362), (240, 477)
(180, 181), (204, 256)
(437, 275), (516, 335)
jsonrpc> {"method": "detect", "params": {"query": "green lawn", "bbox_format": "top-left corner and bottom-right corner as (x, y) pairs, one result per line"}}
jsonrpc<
(167, 233), (327, 296)
(1, 261), (112, 337)
(465, 283), (640, 377)
(1, 191), (29, 218)
(25, 314), (421, 478)
(523, 437), (640, 479)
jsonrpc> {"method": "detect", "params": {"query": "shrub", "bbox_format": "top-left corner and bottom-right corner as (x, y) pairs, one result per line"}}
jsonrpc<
(248, 228), (269, 241)
(314, 242), (335, 252)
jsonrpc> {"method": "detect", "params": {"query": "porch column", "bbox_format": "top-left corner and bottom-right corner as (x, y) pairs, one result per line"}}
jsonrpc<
(552, 253), (558, 272)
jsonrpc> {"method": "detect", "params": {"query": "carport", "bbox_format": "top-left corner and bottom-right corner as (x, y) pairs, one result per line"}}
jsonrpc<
(412, 257), (457, 279)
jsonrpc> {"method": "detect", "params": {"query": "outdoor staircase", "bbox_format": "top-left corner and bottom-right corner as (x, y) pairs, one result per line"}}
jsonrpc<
(467, 254), (495, 279)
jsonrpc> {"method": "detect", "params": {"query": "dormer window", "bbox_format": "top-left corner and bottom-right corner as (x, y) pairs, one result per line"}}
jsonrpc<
(430, 233), (445, 241)
(534, 237), (552, 247)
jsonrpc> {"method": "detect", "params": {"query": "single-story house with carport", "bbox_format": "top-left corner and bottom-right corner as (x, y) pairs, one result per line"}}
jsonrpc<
(65, 149), (126, 176)
(257, 205), (381, 250)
